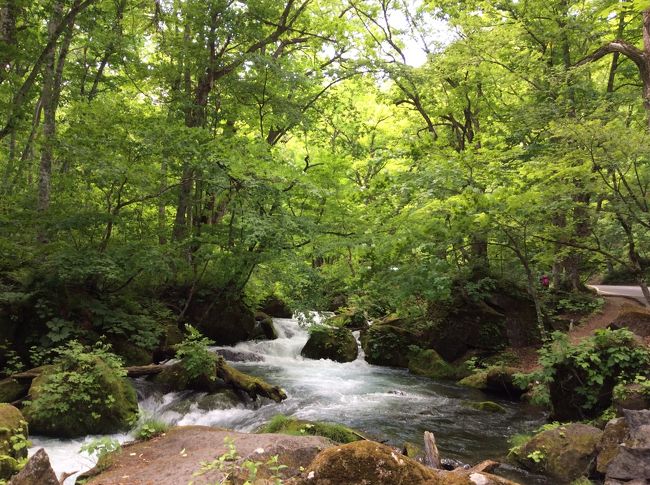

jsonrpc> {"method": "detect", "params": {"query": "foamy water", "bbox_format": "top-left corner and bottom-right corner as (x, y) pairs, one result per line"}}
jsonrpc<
(29, 315), (547, 484)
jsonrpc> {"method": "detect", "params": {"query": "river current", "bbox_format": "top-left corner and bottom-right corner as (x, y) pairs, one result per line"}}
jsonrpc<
(30, 315), (549, 484)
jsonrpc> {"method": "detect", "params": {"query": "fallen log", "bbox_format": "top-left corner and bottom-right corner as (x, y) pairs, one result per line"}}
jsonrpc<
(216, 357), (287, 403)
(125, 364), (166, 377)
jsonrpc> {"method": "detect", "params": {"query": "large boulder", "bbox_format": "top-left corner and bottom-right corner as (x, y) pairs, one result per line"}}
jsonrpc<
(23, 359), (138, 438)
(0, 404), (28, 481)
(296, 440), (520, 485)
(426, 286), (541, 362)
(260, 296), (293, 318)
(7, 448), (58, 485)
(597, 417), (630, 475)
(604, 410), (650, 483)
(510, 423), (602, 482)
(361, 319), (419, 367)
(165, 288), (258, 345)
(0, 378), (29, 403)
(301, 326), (358, 363)
(613, 383), (650, 413)
(81, 426), (333, 485)
(151, 361), (225, 393)
(407, 348), (467, 380)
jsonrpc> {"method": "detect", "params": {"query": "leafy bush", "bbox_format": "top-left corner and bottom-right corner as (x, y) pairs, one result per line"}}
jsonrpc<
(23, 340), (138, 437)
(134, 418), (169, 441)
(175, 325), (216, 380)
(515, 329), (650, 414)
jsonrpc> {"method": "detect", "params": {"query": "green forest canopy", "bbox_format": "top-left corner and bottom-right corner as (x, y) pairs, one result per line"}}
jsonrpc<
(2, 0), (650, 347)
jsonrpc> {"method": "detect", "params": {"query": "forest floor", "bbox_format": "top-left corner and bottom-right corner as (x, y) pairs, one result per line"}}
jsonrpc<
(512, 295), (642, 372)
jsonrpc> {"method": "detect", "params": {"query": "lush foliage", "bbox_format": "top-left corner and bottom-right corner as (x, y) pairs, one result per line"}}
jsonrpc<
(174, 325), (217, 381)
(516, 329), (650, 410)
(134, 418), (169, 441)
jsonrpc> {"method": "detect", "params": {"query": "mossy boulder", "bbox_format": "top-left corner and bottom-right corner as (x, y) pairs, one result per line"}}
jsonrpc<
(301, 326), (358, 363)
(426, 285), (541, 362)
(613, 382), (650, 413)
(0, 404), (28, 481)
(23, 359), (138, 438)
(361, 321), (419, 367)
(458, 371), (488, 389)
(108, 338), (152, 366)
(510, 423), (602, 482)
(467, 401), (507, 413)
(407, 348), (468, 380)
(596, 417), (629, 475)
(297, 440), (519, 485)
(0, 379), (29, 404)
(259, 415), (362, 443)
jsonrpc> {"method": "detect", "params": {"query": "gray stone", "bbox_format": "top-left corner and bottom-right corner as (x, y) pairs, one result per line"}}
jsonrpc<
(8, 449), (58, 485)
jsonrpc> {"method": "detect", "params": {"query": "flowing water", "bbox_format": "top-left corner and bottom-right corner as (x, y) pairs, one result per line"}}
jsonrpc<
(31, 315), (549, 484)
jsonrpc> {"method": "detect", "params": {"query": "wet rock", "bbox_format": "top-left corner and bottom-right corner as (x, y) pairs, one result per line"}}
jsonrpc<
(260, 296), (293, 318)
(467, 401), (507, 414)
(216, 348), (264, 362)
(301, 326), (358, 363)
(0, 404), (28, 481)
(597, 417), (629, 475)
(23, 358), (138, 438)
(195, 389), (242, 410)
(7, 448), (57, 485)
(408, 348), (468, 380)
(510, 423), (602, 482)
(255, 312), (278, 340)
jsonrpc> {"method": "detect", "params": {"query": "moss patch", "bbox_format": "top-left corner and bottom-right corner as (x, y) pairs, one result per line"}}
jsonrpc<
(259, 415), (362, 444)
(458, 371), (488, 389)
(467, 401), (507, 413)
(407, 348), (467, 380)
(301, 326), (358, 363)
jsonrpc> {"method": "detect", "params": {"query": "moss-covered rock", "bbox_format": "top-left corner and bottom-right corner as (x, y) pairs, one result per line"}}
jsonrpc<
(467, 401), (507, 413)
(23, 359), (138, 438)
(426, 284), (541, 362)
(458, 371), (488, 389)
(259, 415), (362, 443)
(613, 382), (650, 413)
(361, 322), (419, 367)
(301, 326), (358, 363)
(510, 423), (602, 482)
(0, 404), (28, 481)
(0, 379), (29, 404)
(297, 440), (519, 485)
(408, 348), (468, 380)
(596, 417), (629, 475)
(108, 338), (152, 366)
(485, 366), (526, 400)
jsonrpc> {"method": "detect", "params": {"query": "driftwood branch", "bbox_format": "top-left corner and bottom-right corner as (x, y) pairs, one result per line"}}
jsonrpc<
(423, 431), (441, 469)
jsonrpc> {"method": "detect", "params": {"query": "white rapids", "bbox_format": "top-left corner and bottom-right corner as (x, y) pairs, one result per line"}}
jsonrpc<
(28, 315), (545, 484)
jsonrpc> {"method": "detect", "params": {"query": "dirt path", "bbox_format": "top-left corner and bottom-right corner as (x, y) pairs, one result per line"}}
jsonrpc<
(568, 296), (639, 344)
(512, 296), (640, 372)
